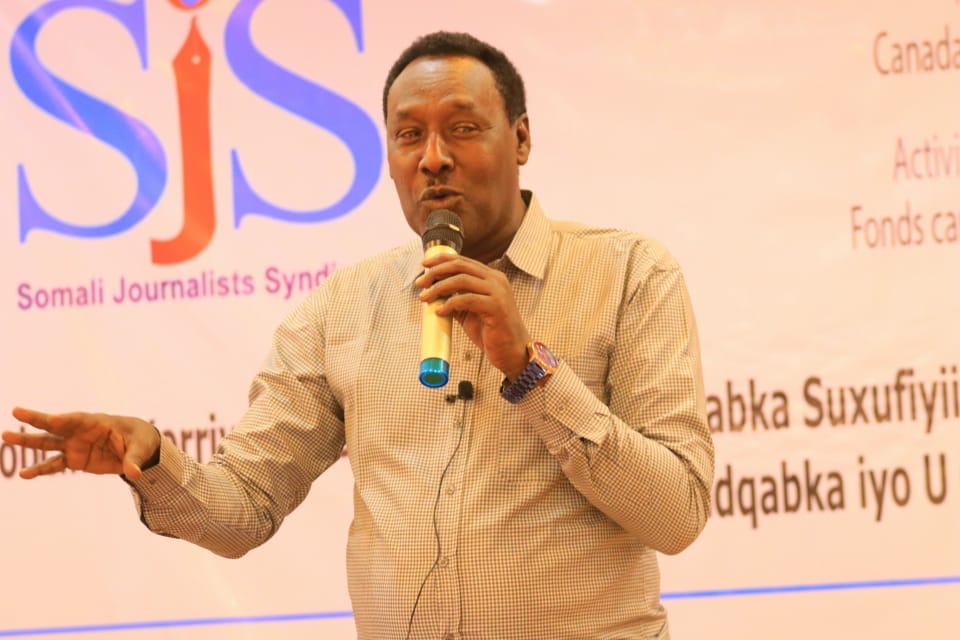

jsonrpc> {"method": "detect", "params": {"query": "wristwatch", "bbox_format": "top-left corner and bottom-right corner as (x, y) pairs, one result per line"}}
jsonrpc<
(499, 341), (558, 404)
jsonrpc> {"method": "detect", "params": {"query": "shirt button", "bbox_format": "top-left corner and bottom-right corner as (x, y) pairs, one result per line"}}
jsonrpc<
(463, 351), (473, 361)
(446, 485), (457, 495)
(438, 557), (449, 568)
(444, 634), (460, 640)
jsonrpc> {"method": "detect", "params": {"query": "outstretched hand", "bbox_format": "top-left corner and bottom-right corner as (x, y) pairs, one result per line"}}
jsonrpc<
(2, 407), (160, 481)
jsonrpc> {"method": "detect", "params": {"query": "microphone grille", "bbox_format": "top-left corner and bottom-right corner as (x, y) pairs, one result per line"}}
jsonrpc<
(422, 209), (464, 251)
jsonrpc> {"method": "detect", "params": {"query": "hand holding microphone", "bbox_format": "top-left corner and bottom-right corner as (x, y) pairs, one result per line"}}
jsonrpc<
(417, 210), (535, 391)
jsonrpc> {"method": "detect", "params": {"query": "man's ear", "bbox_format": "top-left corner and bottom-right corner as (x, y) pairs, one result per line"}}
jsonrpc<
(515, 114), (531, 165)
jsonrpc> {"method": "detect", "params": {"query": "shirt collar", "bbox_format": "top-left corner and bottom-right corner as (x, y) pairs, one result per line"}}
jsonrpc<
(502, 190), (550, 280)
(401, 189), (550, 286)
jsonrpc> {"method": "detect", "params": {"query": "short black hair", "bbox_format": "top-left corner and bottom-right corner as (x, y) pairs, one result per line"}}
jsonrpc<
(382, 31), (527, 123)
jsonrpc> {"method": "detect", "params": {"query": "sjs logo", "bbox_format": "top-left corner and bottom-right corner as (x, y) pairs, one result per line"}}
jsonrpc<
(11, 0), (382, 264)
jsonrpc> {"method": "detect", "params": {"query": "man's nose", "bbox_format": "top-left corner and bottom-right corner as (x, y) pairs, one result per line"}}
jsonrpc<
(419, 132), (453, 175)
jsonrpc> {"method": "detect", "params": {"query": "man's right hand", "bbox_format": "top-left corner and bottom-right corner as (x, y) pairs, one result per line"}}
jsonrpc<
(2, 407), (161, 481)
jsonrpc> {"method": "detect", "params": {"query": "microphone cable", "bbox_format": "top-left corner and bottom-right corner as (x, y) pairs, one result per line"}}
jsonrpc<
(405, 380), (474, 640)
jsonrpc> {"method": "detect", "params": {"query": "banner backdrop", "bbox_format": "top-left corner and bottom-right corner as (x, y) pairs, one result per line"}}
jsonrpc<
(1, 1), (958, 637)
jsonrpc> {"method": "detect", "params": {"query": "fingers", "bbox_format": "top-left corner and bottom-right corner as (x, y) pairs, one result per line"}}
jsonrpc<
(4, 410), (68, 457)
(417, 256), (531, 376)
(11, 406), (89, 438)
(11, 406), (56, 433)
(416, 255), (521, 323)
(418, 253), (490, 287)
(7, 409), (149, 478)
(2, 427), (67, 479)
(417, 259), (506, 303)
(419, 274), (487, 302)
(1, 430), (65, 451)
(18, 454), (67, 480)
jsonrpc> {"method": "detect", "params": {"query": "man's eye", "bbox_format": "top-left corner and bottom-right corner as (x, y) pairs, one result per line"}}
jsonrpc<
(397, 130), (421, 141)
(453, 124), (478, 134)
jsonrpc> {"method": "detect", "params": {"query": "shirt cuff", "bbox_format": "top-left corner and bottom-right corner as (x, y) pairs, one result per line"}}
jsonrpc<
(128, 436), (186, 508)
(521, 361), (612, 454)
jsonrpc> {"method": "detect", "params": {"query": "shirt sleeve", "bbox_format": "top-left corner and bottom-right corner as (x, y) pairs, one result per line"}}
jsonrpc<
(521, 259), (715, 555)
(127, 287), (346, 558)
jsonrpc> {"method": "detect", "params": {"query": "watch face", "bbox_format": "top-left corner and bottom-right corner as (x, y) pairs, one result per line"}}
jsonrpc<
(533, 342), (558, 367)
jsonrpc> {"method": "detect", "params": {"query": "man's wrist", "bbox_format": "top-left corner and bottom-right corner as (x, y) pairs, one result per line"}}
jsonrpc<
(502, 342), (532, 381)
(500, 341), (559, 404)
(141, 434), (162, 472)
(120, 438), (160, 486)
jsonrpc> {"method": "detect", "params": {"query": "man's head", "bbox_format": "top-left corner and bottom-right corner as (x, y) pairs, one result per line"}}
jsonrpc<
(382, 31), (527, 125)
(383, 32), (531, 263)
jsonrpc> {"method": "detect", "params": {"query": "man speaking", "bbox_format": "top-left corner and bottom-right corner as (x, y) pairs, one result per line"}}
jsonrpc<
(5, 31), (714, 639)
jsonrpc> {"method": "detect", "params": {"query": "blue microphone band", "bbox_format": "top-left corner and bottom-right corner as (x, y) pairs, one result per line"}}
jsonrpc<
(419, 357), (449, 388)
